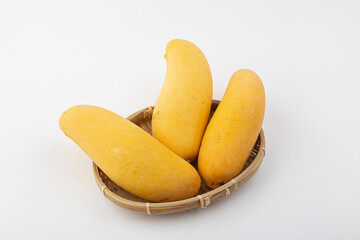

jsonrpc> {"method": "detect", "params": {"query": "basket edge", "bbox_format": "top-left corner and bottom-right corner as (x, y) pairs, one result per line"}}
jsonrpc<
(92, 100), (265, 214)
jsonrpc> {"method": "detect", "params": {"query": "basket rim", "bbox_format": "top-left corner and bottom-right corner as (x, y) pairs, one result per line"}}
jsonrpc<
(93, 132), (265, 210)
(92, 100), (265, 213)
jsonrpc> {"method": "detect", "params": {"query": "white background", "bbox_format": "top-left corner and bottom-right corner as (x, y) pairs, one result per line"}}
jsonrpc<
(1, 0), (359, 239)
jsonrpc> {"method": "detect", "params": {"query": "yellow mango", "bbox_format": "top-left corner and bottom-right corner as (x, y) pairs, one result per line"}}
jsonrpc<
(152, 39), (212, 162)
(59, 105), (201, 202)
(198, 69), (265, 189)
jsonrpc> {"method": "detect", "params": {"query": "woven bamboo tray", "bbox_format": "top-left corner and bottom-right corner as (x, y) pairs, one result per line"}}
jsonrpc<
(93, 100), (265, 214)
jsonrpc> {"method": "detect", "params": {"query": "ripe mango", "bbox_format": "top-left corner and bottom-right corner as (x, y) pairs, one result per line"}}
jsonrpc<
(59, 105), (201, 202)
(198, 69), (265, 189)
(152, 39), (213, 162)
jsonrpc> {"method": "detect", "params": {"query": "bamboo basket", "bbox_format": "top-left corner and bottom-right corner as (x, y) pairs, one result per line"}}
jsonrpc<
(93, 100), (265, 214)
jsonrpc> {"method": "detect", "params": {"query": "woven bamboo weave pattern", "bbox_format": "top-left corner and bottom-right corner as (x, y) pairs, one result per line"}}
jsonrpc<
(93, 100), (265, 214)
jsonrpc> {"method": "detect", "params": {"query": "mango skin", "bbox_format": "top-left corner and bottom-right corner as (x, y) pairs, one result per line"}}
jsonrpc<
(152, 39), (213, 162)
(198, 69), (265, 189)
(59, 105), (201, 202)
